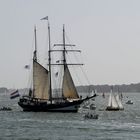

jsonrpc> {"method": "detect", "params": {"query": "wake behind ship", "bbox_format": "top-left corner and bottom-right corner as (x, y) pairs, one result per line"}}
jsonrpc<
(18, 17), (96, 112)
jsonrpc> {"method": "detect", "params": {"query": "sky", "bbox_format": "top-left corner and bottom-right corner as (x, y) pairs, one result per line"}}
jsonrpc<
(1, 0), (140, 88)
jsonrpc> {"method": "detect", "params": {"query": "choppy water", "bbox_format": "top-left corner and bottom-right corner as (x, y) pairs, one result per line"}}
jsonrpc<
(0, 92), (140, 140)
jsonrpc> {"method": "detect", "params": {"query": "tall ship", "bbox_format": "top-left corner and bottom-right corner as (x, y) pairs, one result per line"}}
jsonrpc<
(18, 18), (96, 112)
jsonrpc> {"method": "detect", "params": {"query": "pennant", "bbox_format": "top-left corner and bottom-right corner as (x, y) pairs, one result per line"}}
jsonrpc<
(40, 16), (48, 20)
(10, 90), (20, 99)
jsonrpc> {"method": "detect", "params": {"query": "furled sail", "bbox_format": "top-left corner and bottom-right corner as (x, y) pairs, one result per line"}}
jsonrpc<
(33, 60), (49, 99)
(62, 66), (79, 99)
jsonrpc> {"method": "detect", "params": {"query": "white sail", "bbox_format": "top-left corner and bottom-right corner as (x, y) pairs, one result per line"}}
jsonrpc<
(107, 93), (119, 109)
(33, 60), (49, 99)
(62, 66), (79, 99)
(107, 93), (112, 107)
(111, 94), (119, 108)
(116, 94), (124, 109)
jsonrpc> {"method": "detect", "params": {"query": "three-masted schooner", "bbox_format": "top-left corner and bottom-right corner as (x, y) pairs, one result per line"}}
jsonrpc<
(18, 19), (96, 112)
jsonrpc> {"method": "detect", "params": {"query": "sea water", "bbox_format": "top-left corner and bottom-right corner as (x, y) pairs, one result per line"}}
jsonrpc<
(0, 92), (140, 140)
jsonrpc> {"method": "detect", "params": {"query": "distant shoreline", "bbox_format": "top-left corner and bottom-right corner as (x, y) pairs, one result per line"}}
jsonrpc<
(77, 83), (140, 93)
(1, 82), (140, 93)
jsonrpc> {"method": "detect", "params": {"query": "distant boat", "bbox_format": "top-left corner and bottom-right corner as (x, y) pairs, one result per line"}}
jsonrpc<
(81, 90), (96, 110)
(126, 100), (133, 104)
(83, 103), (98, 119)
(106, 92), (124, 111)
(0, 106), (12, 111)
(120, 93), (123, 99)
(84, 112), (99, 119)
(18, 18), (96, 112)
(102, 92), (105, 98)
(82, 102), (96, 110)
(83, 102), (98, 119)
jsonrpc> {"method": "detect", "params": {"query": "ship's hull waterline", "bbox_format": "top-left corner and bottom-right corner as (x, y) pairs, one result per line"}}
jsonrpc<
(18, 95), (96, 112)
(18, 99), (83, 112)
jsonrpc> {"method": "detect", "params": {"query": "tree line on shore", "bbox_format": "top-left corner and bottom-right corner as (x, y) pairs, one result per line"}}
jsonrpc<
(77, 83), (140, 93)
(1, 82), (140, 93)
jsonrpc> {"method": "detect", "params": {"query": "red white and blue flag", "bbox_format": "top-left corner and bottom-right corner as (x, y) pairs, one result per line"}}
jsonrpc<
(10, 90), (20, 99)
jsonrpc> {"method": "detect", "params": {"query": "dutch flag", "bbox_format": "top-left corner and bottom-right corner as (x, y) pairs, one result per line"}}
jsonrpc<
(10, 90), (20, 99)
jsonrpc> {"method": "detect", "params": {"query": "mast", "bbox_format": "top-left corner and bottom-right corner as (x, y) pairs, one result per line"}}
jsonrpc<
(48, 21), (52, 103)
(53, 25), (83, 99)
(61, 25), (79, 99)
(40, 16), (52, 102)
(63, 24), (67, 70)
(33, 26), (37, 98)
(33, 26), (37, 61)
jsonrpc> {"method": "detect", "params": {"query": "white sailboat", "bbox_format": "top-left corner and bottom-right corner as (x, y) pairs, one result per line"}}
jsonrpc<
(106, 92), (124, 111)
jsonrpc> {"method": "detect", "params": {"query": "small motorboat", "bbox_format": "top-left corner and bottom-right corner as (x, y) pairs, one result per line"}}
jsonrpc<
(84, 112), (99, 119)
(126, 100), (133, 104)
(89, 103), (96, 110)
(0, 106), (12, 111)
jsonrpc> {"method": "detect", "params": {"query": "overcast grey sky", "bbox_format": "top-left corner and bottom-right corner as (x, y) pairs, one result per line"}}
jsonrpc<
(0, 0), (140, 88)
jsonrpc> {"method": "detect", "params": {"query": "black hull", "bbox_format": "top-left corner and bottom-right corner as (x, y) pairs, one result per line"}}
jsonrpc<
(18, 94), (96, 112)
(18, 100), (82, 112)
(106, 107), (120, 111)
